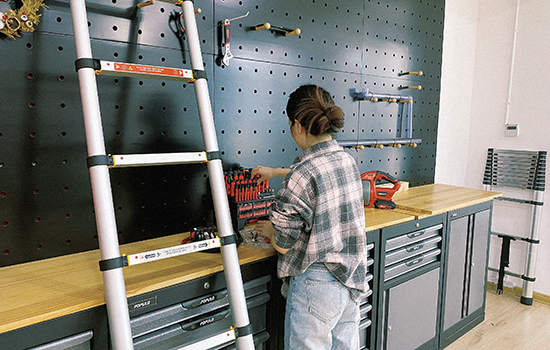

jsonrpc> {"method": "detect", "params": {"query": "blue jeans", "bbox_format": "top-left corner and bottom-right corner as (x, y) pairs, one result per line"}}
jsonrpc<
(284, 264), (360, 350)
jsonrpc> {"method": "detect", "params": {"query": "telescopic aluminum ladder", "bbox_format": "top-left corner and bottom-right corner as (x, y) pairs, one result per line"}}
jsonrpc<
(69, 0), (255, 348)
(483, 148), (546, 305)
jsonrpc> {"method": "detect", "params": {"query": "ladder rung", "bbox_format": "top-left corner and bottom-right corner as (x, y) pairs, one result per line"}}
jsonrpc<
(127, 238), (221, 266)
(111, 152), (208, 168)
(98, 60), (195, 82)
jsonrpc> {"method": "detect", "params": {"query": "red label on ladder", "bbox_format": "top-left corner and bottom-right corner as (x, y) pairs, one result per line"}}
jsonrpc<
(99, 60), (194, 81)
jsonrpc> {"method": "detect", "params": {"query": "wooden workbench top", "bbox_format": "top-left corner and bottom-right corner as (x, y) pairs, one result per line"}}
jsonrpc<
(393, 183), (501, 218)
(0, 234), (276, 334)
(0, 183), (500, 335)
(364, 207), (415, 231)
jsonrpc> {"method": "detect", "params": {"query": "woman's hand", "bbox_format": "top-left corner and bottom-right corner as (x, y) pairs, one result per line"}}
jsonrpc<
(251, 165), (290, 183)
(251, 166), (275, 183)
(254, 220), (276, 241)
(254, 220), (289, 255)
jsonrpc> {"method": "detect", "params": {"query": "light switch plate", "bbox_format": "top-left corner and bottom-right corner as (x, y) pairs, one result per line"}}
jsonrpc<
(505, 124), (519, 137)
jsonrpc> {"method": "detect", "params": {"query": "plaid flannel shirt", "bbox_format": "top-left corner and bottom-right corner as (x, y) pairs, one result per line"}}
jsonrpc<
(270, 140), (369, 301)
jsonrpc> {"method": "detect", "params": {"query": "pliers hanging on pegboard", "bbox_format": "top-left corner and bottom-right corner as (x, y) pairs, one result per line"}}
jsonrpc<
(169, 10), (187, 62)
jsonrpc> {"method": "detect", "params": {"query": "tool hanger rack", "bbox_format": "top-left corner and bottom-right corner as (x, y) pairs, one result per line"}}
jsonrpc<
(70, 0), (254, 348)
(483, 148), (546, 305)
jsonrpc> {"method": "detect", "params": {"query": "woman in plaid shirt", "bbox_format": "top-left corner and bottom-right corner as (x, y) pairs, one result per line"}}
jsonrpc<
(253, 85), (369, 350)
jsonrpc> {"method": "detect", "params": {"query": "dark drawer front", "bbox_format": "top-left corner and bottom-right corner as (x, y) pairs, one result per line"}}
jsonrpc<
(131, 275), (270, 338)
(28, 331), (93, 350)
(133, 293), (269, 350)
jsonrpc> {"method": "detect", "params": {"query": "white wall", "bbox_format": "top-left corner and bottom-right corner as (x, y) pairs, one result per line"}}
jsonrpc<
(437, 0), (550, 296)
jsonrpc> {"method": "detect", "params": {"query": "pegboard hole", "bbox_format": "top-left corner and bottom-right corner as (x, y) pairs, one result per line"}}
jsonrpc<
(66, 239), (72, 244)
(113, 52), (119, 58)
(65, 213), (70, 218)
(0, 192), (6, 198)
(30, 132), (36, 138)
(29, 103), (35, 108)
(27, 73), (34, 79)
(2, 221), (7, 226)
(63, 186), (69, 191)
(61, 131), (67, 137)
(160, 33), (165, 38)
(3, 250), (9, 255)
(57, 46), (64, 52)
(60, 103), (66, 109)
(34, 217), (40, 222)
(36, 245), (42, 250)
(56, 17), (62, 23)
(139, 131), (145, 135)
(112, 26), (118, 32)
(26, 43), (32, 49)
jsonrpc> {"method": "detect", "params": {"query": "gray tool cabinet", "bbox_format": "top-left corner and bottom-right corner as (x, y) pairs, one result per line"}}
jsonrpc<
(440, 201), (492, 348)
(360, 230), (380, 350)
(369, 201), (493, 350)
(375, 214), (445, 350)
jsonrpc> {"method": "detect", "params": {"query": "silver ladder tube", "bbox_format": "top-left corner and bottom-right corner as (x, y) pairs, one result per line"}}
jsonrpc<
(181, 1), (254, 349)
(70, 0), (134, 348)
(521, 190), (544, 304)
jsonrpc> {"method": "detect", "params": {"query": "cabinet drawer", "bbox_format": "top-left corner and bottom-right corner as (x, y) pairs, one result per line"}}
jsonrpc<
(28, 331), (93, 350)
(131, 275), (270, 338)
(384, 249), (441, 281)
(134, 293), (269, 350)
(385, 224), (443, 252)
(384, 236), (442, 267)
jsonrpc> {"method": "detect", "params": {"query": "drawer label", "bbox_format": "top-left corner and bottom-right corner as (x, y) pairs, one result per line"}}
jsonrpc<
(129, 296), (157, 313)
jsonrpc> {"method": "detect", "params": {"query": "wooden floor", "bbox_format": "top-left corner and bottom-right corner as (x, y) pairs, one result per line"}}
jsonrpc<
(446, 285), (550, 350)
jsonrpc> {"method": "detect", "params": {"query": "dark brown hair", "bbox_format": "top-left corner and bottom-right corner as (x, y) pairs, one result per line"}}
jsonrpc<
(286, 85), (344, 136)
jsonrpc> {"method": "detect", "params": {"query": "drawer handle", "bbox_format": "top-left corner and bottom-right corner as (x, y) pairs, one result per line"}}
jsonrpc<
(407, 230), (426, 239)
(406, 257), (424, 267)
(406, 244), (424, 252)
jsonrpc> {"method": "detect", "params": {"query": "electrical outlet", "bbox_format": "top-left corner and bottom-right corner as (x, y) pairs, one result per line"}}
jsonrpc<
(505, 124), (519, 137)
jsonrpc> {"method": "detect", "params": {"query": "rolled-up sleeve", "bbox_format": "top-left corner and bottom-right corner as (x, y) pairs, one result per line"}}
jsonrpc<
(270, 170), (315, 249)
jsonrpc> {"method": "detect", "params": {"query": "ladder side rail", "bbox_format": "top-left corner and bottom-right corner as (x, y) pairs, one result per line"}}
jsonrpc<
(181, 1), (255, 349)
(70, 0), (134, 348)
(521, 189), (544, 305)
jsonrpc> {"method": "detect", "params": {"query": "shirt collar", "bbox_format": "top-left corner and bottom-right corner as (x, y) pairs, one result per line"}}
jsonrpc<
(291, 139), (340, 166)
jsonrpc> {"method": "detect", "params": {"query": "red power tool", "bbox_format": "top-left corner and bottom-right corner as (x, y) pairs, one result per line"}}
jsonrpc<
(361, 170), (401, 209)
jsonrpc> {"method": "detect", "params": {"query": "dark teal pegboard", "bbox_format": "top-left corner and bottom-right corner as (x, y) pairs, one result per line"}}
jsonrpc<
(0, 0), (444, 266)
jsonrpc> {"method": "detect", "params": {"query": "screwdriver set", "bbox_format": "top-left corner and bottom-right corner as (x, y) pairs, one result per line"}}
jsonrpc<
(224, 167), (276, 231)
